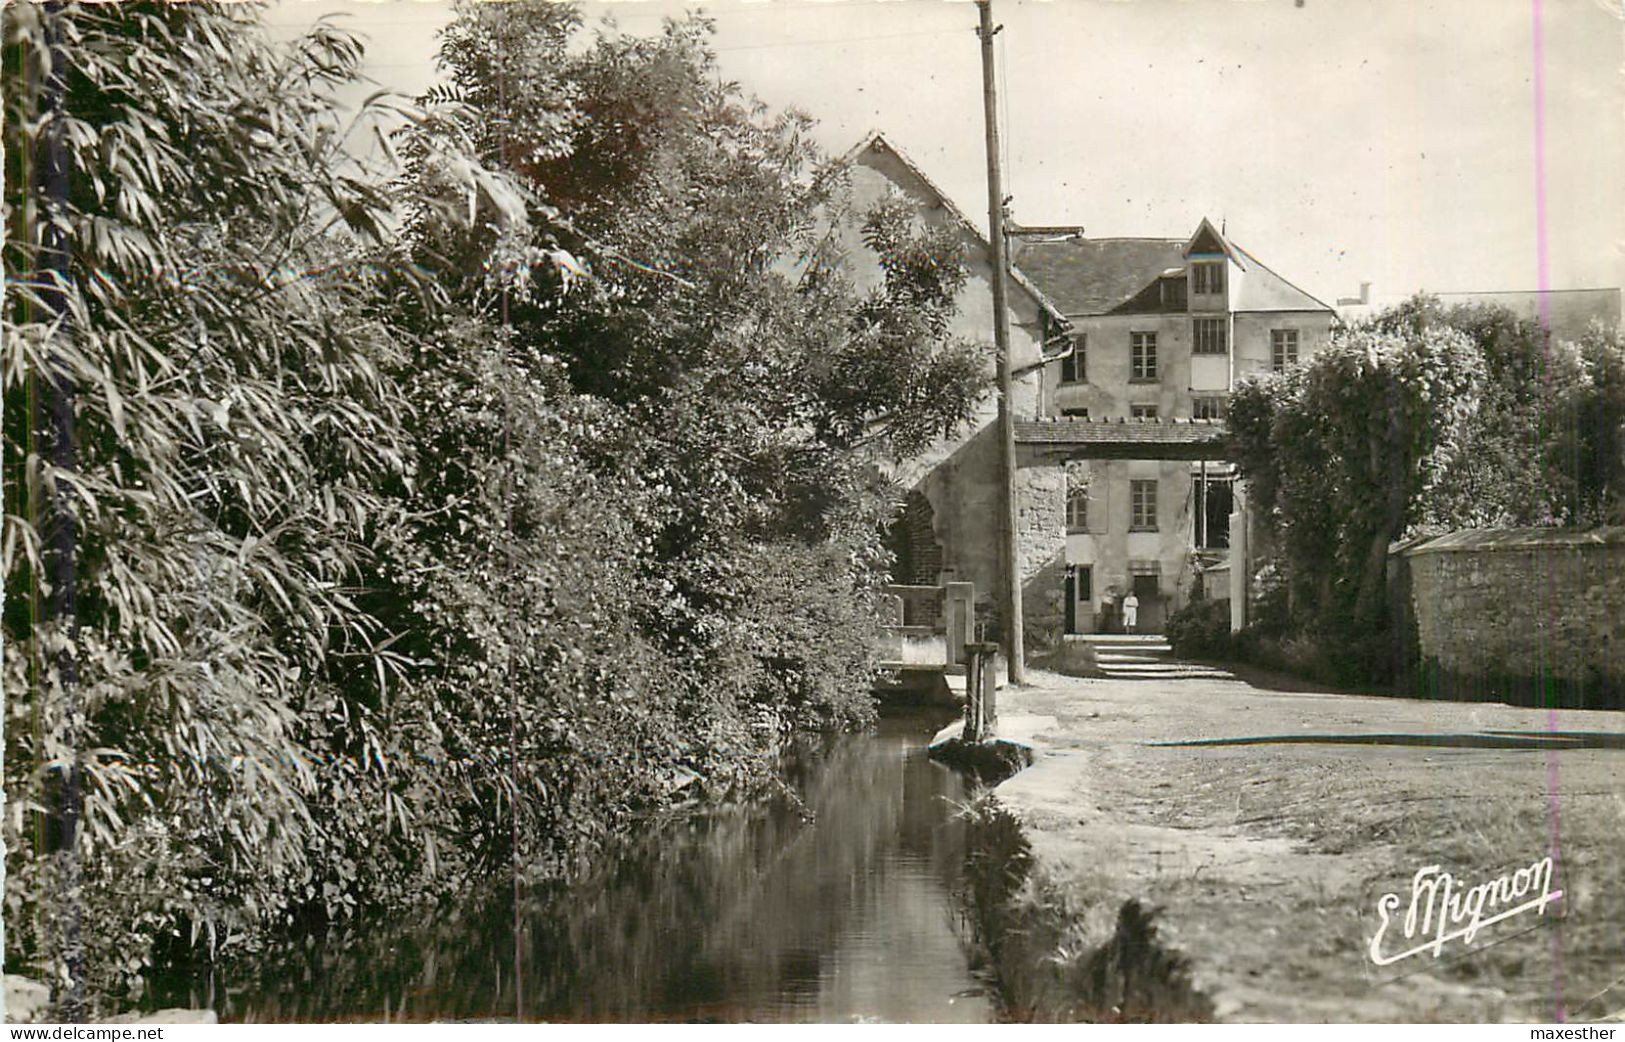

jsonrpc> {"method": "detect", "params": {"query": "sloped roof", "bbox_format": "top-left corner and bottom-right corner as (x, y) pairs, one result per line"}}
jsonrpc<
(1229, 242), (1335, 313)
(1011, 221), (1333, 317)
(1009, 235), (1188, 316)
(842, 131), (1070, 328)
(1405, 525), (1625, 555)
(1431, 289), (1621, 341)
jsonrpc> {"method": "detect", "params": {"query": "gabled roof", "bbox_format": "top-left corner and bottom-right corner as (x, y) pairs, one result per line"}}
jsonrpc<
(1426, 289), (1622, 341)
(1184, 217), (1240, 264)
(842, 131), (1070, 328)
(1011, 219), (1334, 317)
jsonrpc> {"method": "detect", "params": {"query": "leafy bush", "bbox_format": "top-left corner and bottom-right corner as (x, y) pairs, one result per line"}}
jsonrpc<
(1163, 598), (1232, 660)
(1230, 312), (1484, 637)
(1246, 561), (1291, 637)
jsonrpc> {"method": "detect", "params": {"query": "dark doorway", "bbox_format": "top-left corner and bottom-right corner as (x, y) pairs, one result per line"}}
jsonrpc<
(885, 490), (942, 585)
(1130, 572), (1164, 632)
(1064, 565), (1093, 634)
(1194, 476), (1234, 549)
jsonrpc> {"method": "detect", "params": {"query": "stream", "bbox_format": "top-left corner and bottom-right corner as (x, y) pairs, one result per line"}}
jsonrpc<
(155, 710), (995, 1023)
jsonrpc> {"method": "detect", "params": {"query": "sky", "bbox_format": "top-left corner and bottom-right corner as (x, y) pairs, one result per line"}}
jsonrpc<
(267, 0), (1625, 308)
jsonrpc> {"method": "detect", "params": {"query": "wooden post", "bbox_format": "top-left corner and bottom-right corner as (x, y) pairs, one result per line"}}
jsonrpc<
(963, 641), (1002, 742)
(1229, 486), (1248, 633)
(981, 649), (998, 735)
(1198, 459), (1208, 551)
(945, 581), (975, 666)
(977, 0), (1024, 686)
(963, 643), (983, 743)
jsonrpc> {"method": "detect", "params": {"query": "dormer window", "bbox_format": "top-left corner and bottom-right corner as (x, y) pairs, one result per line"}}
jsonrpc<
(1191, 261), (1225, 296)
(1159, 269), (1187, 309)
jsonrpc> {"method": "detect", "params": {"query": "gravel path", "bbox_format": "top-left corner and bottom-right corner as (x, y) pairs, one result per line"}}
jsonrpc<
(989, 662), (1625, 1022)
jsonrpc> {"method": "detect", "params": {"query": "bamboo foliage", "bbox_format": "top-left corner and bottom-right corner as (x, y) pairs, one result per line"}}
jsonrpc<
(3, 1), (425, 1004)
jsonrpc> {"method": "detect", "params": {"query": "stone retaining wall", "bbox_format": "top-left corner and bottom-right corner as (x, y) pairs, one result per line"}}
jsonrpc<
(1403, 527), (1625, 701)
(1016, 464), (1068, 647)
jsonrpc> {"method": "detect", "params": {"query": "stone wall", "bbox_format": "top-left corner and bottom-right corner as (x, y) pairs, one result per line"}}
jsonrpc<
(1016, 462), (1068, 646)
(912, 427), (1071, 650)
(917, 424), (1001, 625)
(1402, 527), (1625, 701)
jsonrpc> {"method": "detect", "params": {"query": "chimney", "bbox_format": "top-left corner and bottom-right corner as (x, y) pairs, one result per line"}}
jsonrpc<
(1338, 280), (1377, 308)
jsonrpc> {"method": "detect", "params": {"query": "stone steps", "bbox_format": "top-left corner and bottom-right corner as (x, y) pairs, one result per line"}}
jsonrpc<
(1071, 633), (1235, 682)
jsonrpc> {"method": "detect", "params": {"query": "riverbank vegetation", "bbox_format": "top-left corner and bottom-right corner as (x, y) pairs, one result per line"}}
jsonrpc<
(1168, 297), (1625, 693)
(3, 1), (989, 1016)
(956, 795), (1212, 1023)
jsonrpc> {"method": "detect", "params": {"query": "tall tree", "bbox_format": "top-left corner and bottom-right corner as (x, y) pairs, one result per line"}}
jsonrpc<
(1229, 313), (1484, 634)
(407, 0), (990, 713)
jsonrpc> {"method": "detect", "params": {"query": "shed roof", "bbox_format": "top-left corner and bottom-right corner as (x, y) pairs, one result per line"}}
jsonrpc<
(1404, 526), (1625, 554)
(1016, 417), (1231, 460)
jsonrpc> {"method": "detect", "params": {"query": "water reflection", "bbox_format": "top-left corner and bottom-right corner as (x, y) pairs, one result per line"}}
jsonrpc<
(181, 712), (992, 1023)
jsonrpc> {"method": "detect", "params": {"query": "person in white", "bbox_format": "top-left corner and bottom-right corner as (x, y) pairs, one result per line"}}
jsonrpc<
(1122, 591), (1139, 633)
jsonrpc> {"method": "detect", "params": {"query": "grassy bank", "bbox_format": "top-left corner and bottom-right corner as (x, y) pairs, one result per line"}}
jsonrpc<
(955, 795), (1214, 1023)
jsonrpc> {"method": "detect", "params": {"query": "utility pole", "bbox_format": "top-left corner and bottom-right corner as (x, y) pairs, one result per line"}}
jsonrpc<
(977, 0), (1024, 685)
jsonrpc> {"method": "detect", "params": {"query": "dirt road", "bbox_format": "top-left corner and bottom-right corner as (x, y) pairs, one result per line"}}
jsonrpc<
(989, 657), (1625, 1022)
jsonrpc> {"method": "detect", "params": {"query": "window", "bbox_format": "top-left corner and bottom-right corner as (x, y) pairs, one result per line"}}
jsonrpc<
(1060, 334), (1086, 384)
(1271, 329), (1300, 371)
(1131, 403), (1159, 420)
(1130, 332), (1158, 381)
(1072, 565), (1092, 602)
(1191, 261), (1225, 296)
(1066, 480), (1088, 532)
(1192, 317), (1227, 355)
(1061, 407), (1090, 419)
(1130, 479), (1158, 531)
(1192, 395), (1225, 420)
